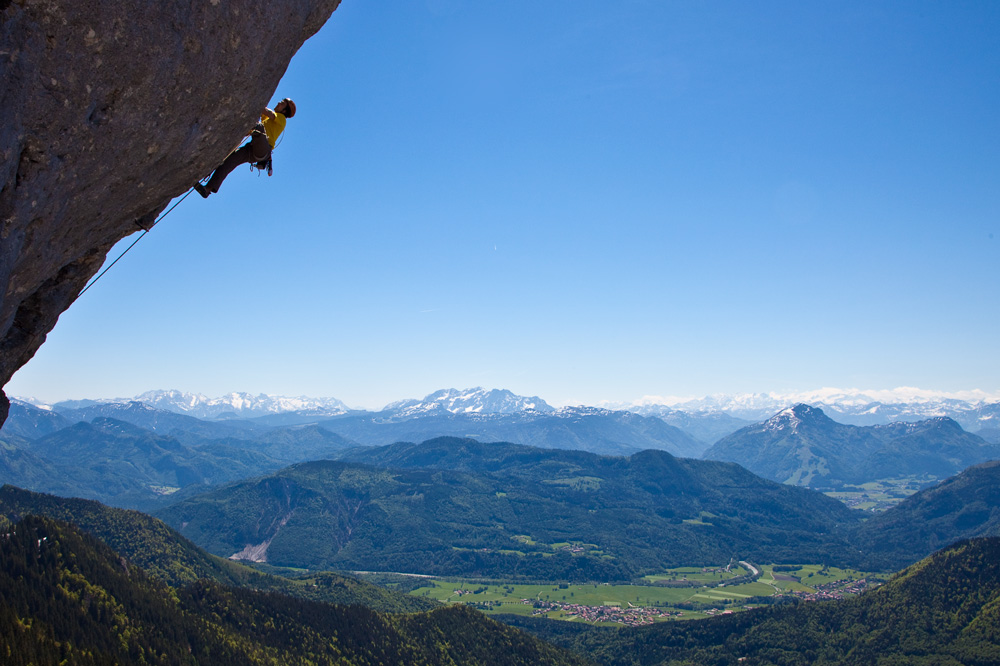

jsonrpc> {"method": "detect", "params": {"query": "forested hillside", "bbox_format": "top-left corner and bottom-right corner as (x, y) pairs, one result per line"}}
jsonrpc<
(0, 416), (288, 509)
(0, 516), (589, 666)
(0, 485), (433, 613)
(159, 441), (863, 578)
(850, 460), (1000, 570)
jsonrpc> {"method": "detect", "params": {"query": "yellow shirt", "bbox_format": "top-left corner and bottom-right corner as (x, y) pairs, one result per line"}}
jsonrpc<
(261, 113), (287, 149)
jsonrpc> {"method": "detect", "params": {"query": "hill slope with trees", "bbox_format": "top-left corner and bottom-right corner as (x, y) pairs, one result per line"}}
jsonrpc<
(850, 460), (1000, 570)
(0, 485), (432, 613)
(159, 439), (863, 579)
(0, 515), (588, 666)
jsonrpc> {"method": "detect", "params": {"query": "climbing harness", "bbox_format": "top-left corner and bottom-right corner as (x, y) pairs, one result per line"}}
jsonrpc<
(251, 155), (273, 177)
(78, 186), (195, 297)
(250, 128), (283, 177)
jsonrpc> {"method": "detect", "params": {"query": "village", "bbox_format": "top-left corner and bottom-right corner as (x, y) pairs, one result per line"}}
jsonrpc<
(526, 599), (684, 626)
(433, 562), (883, 626)
(787, 577), (881, 601)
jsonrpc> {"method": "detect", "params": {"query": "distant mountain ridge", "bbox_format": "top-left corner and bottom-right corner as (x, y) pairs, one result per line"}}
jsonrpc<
(0, 401), (365, 509)
(18, 386), (1000, 433)
(0, 398), (703, 508)
(6, 392), (998, 508)
(384, 387), (555, 417)
(13, 416), (287, 509)
(703, 404), (1000, 487)
(628, 387), (1000, 430)
(317, 404), (705, 458)
(47, 390), (352, 420)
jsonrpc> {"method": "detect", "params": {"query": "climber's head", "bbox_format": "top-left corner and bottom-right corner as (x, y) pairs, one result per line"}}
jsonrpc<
(277, 98), (296, 118)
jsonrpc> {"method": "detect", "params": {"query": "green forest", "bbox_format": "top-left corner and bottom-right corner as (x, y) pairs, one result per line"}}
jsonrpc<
(0, 485), (434, 613)
(3, 511), (999, 666)
(155, 446), (863, 579)
(2, 475), (1000, 665)
(0, 515), (588, 666)
(155, 441), (1000, 579)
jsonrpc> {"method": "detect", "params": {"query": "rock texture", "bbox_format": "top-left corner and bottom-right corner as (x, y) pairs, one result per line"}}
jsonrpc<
(0, 0), (340, 424)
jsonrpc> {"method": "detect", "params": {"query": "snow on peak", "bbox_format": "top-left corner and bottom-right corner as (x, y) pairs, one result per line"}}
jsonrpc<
(383, 387), (555, 417)
(122, 390), (350, 419)
(762, 404), (825, 433)
(624, 388), (1000, 423)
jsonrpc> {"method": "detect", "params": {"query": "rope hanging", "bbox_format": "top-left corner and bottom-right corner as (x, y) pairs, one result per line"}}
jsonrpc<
(78, 187), (195, 297)
(79, 114), (289, 296)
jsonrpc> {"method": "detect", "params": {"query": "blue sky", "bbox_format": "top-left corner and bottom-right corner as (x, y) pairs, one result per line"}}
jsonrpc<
(9, 1), (1000, 409)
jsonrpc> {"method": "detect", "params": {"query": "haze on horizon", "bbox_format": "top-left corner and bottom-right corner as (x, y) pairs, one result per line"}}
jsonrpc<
(11, 385), (1000, 416)
(6, 2), (999, 411)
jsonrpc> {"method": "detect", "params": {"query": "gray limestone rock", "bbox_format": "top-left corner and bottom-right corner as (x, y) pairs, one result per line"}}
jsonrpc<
(0, 0), (341, 424)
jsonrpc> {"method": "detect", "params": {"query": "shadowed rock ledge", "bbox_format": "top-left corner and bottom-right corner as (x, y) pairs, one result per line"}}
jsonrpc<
(0, 0), (341, 424)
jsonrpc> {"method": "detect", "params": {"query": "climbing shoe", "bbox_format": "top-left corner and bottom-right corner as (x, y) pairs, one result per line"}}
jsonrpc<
(193, 182), (210, 198)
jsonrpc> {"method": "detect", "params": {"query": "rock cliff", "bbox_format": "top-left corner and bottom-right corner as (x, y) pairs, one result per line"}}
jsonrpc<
(0, 0), (341, 424)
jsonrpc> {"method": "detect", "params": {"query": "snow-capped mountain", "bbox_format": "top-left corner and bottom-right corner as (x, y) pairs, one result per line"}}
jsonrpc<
(761, 404), (822, 434)
(42, 390), (351, 420)
(383, 387), (554, 418)
(704, 403), (1000, 487)
(626, 388), (1000, 431)
(16, 386), (998, 433)
(136, 390), (352, 419)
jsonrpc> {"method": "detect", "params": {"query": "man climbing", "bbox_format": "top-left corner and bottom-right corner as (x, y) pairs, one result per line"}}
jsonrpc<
(194, 97), (296, 197)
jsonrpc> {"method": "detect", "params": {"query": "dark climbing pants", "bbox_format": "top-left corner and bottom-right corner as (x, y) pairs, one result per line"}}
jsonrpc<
(205, 131), (270, 193)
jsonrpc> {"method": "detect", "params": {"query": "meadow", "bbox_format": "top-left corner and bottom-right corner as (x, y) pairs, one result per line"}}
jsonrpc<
(823, 476), (934, 511)
(404, 562), (881, 624)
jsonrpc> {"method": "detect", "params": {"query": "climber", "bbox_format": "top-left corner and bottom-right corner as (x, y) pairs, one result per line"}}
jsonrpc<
(193, 97), (296, 197)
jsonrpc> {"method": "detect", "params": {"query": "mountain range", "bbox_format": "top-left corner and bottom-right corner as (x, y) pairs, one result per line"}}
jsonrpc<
(0, 398), (708, 511)
(152, 437), (1000, 580)
(0, 414), (292, 510)
(2, 395), (999, 663)
(5, 388), (998, 584)
(384, 387), (555, 416)
(156, 438), (862, 579)
(17, 385), (1000, 433)
(5, 390), (999, 511)
(314, 405), (705, 457)
(626, 387), (1000, 429)
(704, 404), (1000, 488)
(51, 389), (353, 421)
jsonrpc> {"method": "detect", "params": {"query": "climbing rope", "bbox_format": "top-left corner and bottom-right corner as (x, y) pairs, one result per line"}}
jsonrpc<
(78, 186), (196, 297)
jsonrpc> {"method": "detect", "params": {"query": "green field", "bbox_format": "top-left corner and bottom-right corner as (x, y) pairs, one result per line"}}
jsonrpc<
(759, 563), (882, 592)
(642, 563), (750, 584)
(403, 562), (881, 625)
(824, 476), (936, 511)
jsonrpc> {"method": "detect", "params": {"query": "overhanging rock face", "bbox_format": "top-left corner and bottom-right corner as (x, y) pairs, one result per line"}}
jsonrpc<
(0, 0), (340, 423)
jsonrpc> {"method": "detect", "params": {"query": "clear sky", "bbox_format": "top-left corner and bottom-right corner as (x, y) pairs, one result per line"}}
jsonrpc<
(8, 1), (1000, 410)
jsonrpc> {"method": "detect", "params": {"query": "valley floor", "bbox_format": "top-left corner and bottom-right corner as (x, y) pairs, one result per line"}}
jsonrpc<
(379, 562), (884, 626)
(822, 474), (936, 511)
